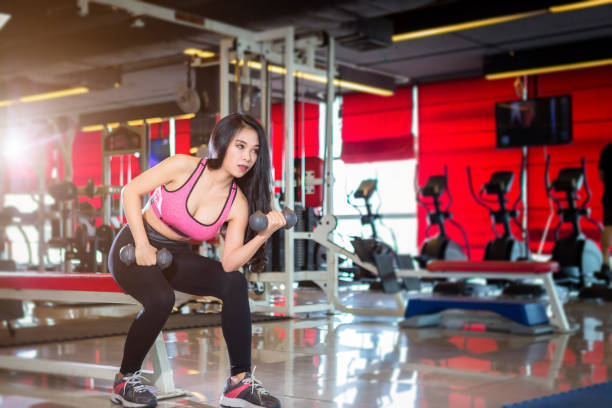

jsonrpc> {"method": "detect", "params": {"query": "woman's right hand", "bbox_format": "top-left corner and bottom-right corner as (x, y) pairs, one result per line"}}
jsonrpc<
(135, 242), (158, 266)
(259, 210), (287, 238)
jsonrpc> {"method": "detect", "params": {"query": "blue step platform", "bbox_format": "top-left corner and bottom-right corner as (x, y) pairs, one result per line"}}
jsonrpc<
(400, 295), (551, 334)
(503, 381), (612, 407)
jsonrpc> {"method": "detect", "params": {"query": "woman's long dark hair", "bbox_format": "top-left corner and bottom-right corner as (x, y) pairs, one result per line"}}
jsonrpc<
(207, 113), (272, 273)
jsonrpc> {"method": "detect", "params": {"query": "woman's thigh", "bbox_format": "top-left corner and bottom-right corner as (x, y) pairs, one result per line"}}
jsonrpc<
(164, 251), (242, 299)
(109, 225), (175, 306)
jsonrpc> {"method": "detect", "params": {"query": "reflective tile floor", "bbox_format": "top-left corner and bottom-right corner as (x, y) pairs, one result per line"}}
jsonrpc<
(1, 287), (612, 407)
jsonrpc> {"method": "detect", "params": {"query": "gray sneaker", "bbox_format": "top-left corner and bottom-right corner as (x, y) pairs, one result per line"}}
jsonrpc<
(219, 369), (281, 408)
(111, 371), (157, 407)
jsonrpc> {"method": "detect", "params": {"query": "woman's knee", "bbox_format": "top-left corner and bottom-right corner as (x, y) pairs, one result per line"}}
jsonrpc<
(221, 271), (248, 298)
(143, 290), (176, 314)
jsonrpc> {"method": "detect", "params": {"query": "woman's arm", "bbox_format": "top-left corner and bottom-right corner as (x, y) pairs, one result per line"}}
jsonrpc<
(121, 154), (192, 265)
(221, 193), (285, 272)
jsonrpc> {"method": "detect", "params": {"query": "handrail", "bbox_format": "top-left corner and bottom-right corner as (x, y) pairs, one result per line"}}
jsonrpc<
(545, 154), (563, 213)
(444, 165), (452, 212)
(466, 166), (493, 212)
(580, 157), (592, 209)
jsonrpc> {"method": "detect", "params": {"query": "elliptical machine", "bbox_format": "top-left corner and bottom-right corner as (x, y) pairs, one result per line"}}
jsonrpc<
(545, 155), (603, 288)
(417, 166), (470, 266)
(467, 160), (544, 296)
(467, 159), (529, 261)
(348, 179), (415, 293)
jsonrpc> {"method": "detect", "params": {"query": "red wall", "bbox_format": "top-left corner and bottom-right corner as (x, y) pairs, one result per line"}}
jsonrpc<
(270, 102), (320, 184)
(526, 66), (612, 253)
(341, 87), (414, 163)
(418, 77), (519, 260)
(418, 66), (612, 259)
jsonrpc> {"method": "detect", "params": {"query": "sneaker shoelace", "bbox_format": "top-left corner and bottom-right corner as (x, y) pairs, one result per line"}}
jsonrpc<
(243, 367), (270, 397)
(123, 370), (150, 394)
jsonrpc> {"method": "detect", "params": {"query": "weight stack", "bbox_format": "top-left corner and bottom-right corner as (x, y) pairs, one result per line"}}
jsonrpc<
(263, 205), (320, 272)
(264, 228), (284, 272)
(295, 206), (320, 271)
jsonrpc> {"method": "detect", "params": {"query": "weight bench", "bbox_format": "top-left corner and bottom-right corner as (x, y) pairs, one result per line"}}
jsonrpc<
(0, 272), (187, 400)
(396, 261), (575, 334)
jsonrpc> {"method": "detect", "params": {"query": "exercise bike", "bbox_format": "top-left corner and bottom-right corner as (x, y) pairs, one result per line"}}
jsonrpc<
(545, 155), (603, 288)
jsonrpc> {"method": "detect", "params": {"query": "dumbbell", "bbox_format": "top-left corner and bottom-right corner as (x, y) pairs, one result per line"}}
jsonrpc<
(119, 244), (173, 270)
(249, 207), (298, 232)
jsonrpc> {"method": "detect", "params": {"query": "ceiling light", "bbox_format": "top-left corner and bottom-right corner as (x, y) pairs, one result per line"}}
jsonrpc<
(1, 87), (90, 107)
(127, 119), (144, 126)
(184, 48), (215, 59)
(19, 87), (89, 103)
(550, 0), (612, 12)
(392, 10), (545, 42)
(486, 58), (612, 80)
(145, 117), (163, 124)
(230, 60), (394, 96)
(81, 124), (105, 132)
(0, 13), (10, 30)
(484, 36), (612, 80)
(81, 113), (196, 132)
(174, 113), (195, 120)
(334, 79), (393, 96)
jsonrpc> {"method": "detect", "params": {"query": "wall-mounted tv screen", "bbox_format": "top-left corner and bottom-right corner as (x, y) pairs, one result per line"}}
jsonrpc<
(495, 95), (572, 149)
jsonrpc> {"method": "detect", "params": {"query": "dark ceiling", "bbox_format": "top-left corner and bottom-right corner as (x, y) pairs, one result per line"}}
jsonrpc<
(1, 0), (612, 125)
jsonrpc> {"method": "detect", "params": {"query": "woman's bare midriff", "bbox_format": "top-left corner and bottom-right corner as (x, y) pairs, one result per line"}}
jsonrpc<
(142, 206), (189, 242)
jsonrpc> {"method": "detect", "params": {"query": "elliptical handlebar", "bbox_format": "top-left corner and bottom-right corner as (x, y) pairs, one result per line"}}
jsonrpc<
(346, 188), (361, 215)
(580, 157), (592, 209)
(579, 156), (603, 233)
(443, 165), (453, 212)
(448, 217), (472, 260)
(512, 154), (526, 213)
(466, 166), (494, 212)
(545, 154), (563, 212)
(511, 154), (526, 233)
(414, 163), (427, 207)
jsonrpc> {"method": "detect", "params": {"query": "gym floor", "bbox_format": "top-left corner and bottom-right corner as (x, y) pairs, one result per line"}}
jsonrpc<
(1, 286), (612, 408)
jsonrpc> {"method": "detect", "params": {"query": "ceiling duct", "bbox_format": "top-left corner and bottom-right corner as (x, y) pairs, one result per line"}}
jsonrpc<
(56, 66), (122, 90)
(337, 17), (393, 51)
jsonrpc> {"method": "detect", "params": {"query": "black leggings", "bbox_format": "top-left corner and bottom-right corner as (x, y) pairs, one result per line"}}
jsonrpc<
(108, 222), (251, 376)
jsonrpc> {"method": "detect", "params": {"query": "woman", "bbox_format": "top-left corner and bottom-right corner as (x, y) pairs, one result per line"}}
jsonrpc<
(108, 113), (284, 408)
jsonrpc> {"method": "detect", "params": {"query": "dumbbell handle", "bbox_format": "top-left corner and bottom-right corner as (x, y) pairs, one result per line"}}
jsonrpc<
(249, 207), (298, 232)
(119, 244), (173, 269)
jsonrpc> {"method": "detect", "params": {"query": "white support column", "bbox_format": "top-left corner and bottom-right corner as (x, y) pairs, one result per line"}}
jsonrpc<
(260, 57), (269, 133)
(323, 37), (335, 218)
(36, 147), (47, 272)
(169, 117), (176, 157)
(323, 37), (337, 314)
(521, 75), (529, 247)
(219, 38), (233, 117)
(101, 127), (111, 226)
(283, 27), (296, 315)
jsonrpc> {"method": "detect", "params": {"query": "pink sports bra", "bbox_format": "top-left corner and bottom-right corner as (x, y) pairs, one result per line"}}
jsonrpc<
(149, 158), (237, 241)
